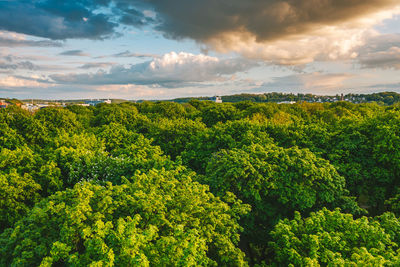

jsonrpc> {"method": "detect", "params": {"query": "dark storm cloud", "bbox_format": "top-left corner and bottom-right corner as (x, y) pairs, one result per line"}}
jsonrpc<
(144, 0), (399, 42)
(0, 0), (116, 40)
(0, 0), (154, 40)
(113, 0), (156, 26)
(1, 0), (398, 45)
(59, 50), (89, 56)
(114, 2), (152, 26)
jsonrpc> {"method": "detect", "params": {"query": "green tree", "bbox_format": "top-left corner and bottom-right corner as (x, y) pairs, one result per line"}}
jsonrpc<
(182, 120), (271, 173)
(50, 128), (176, 186)
(325, 111), (400, 213)
(93, 103), (138, 127)
(0, 169), (249, 266)
(0, 170), (41, 231)
(142, 101), (187, 119)
(0, 122), (25, 149)
(146, 117), (206, 159)
(35, 107), (82, 135)
(200, 103), (239, 126)
(269, 208), (400, 266)
(204, 143), (360, 262)
(66, 105), (94, 128)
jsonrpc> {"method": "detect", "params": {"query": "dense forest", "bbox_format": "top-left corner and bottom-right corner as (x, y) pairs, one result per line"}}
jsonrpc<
(1, 100), (400, 266)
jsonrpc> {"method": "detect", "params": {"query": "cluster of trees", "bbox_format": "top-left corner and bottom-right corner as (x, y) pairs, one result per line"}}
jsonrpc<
(1, 100), (400, 265)
(172, 91), (400, 105)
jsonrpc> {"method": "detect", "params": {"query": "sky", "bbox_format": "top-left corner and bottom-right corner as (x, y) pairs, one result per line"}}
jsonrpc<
(0, 0), (400, 100)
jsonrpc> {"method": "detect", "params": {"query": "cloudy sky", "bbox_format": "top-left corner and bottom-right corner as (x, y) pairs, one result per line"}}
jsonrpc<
(0, 0), (400, 99)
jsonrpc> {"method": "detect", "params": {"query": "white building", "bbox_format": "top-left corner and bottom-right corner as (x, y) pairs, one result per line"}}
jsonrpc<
(210, 96), (222, 103)
(85, 99), (111, 106)
(278, 101), (296, 104)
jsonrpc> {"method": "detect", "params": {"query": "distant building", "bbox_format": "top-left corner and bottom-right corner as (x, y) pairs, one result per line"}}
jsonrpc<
(0, 101), (8, 108)
(85, 99), (111, 106)
(38, 104), (50, 109)
(21, 104), (40, 112)
(210, 96), (222, 103)
(278, 101), (296, 104)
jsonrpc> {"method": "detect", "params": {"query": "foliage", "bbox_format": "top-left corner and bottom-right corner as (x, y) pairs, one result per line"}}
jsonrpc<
(204, 143), (360, 261)
(269, 208), (400, 266)
(2, 100), (400, 265)
(145, 117), (206, 159)
(200, 103), (239, 126)
(182, 119), (271, 173)
(35, 107), (82, 134)
(0, 169), (249, 266)
(0, 171), (41, 231)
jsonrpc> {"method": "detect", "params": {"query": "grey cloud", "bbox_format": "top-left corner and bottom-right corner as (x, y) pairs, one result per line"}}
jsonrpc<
(112, 50), (158, 58)
(254, 72), (353, 92)
(0, 61), (39, 71)
(13, 75), (53, 84)
(0, 36), (62, 47)
(59, 50), (89, 56)
(79, 62), (115, 69)
(357, 34), (400, 69)
(369, 82), (400, 89)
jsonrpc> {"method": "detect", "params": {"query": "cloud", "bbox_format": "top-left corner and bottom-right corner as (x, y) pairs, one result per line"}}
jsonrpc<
(1, 0), (399, 68)
(1, 0), (398, 68)
(142, 0), (400, 65)
(0, 61), (38, 71)
(0, 31), (62, 47)
(147, 0), (398, 42)
(257, 72), (353, 92)
(0, 1), (116, 40)
(112, 50), (158, 58)
(115, 2), (155, 26)
(79, 62), (115, 69)
(50, 51), (256, 87)
(359, 47), (400, 69)
(357, 34), (400, 69)
(59, 50), (89, 56)
(0, 36), (62, 47)
(371, 83), (400, 89)
(0, 75), (51, 88)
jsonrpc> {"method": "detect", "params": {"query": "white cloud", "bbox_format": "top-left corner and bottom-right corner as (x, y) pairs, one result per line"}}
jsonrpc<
(0, 31), (62, 47)
(0, 75), (51, 87)
(50, 52), (257, 87)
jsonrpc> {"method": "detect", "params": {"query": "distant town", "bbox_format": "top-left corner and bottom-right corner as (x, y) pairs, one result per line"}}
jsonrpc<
(1, 92), (400, 111)
(0, 99), (112, 112)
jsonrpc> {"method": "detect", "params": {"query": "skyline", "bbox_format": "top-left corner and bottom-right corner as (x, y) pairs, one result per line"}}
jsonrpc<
(0, 0), (399, 99)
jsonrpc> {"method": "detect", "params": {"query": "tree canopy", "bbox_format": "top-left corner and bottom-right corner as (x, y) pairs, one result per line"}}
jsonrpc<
(2, 100), (400, 265)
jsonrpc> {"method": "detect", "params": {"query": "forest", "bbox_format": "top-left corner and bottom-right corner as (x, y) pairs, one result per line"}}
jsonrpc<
(1, 100), (400, 266)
